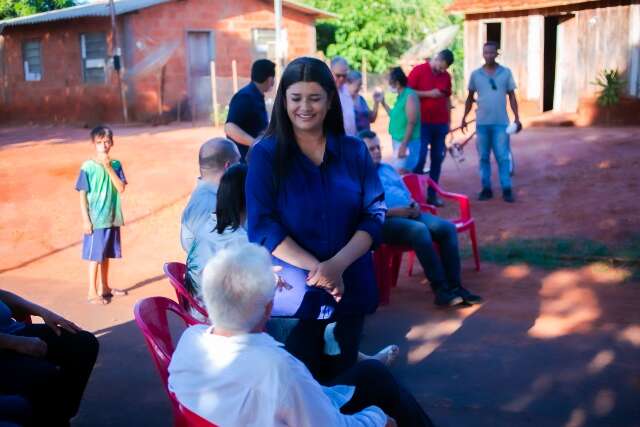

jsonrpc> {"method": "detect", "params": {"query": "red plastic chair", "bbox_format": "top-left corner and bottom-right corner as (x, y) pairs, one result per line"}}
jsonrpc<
(134, 296), (215, 427)
(402, 174), (480, 272)
(163, 262), (209, 319)
(373, 244), (413, 305)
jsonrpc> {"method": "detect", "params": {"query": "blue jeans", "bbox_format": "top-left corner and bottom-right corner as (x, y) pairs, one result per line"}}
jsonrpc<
(382, 213), (460, 290)
(414, 123), (449, 199)
(475, 124), (511, 190)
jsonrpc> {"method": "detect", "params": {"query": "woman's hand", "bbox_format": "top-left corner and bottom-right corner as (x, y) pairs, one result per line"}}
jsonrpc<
(38, 309), (82, 336)
(397, 142), (408, 159)
(307, 259), (346, 302)
(13, 336), (48, 358)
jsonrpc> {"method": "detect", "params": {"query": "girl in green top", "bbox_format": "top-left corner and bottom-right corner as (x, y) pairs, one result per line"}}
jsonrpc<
(380, 67), (421, 173)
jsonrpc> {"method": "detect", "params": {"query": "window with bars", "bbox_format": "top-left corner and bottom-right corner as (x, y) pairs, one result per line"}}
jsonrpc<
(22, 40), (42, 81)
(80, 32), (108, 84)
(252, 29), (276, 61)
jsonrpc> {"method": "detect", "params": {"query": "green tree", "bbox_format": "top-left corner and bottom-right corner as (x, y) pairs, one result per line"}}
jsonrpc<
(0, 0), (74, 20)
(309, 0), (464, 93)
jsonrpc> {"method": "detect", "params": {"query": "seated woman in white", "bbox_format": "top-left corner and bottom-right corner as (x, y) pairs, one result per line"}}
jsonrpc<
(168, 243), (434, 427)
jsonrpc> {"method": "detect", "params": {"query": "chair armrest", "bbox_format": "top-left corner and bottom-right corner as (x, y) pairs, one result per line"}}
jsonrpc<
(425, 177), (471, 222)
(418, 203), (437, 215)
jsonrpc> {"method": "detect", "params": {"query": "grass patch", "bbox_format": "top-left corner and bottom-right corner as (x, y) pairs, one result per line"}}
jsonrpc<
(462, 236), (640, 279)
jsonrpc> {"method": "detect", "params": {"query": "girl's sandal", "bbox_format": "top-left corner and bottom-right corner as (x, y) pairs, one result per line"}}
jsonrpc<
(103, 288), (128, 298)
(88, 296), (109, 305)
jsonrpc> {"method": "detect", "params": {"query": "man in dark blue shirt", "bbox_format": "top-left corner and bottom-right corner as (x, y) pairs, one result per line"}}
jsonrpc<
(225, 59), (275, 160)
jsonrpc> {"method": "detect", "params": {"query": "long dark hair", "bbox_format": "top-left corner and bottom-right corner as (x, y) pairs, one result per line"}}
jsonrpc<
(215, 163), (248, 234)
(264, 57), (345, 182)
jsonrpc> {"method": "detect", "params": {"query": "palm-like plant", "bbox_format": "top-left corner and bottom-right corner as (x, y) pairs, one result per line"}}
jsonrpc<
(592, 69), (625, 107)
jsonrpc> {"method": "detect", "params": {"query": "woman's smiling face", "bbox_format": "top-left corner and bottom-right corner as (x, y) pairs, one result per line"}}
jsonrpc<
(285, 81), (331, 133)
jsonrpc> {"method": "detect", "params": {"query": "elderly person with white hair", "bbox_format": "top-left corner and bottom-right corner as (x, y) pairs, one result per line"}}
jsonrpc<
(168, 243), (434, 427)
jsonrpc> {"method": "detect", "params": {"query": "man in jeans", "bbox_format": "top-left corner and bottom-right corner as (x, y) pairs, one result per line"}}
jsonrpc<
(408, 49), (454, 206)
(360, 130), (482, 307)
(461, 41), (521, 203)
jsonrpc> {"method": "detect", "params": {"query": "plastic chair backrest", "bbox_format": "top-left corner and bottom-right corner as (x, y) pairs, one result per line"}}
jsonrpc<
(402, 173), (428, 205)
(163, 262), (209, 318)
(133, 297), (215, 426)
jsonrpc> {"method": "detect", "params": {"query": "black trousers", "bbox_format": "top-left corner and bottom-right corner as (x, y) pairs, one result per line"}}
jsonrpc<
(333, 359), (435, 427)
(268, 315), (364, 384)
(0, 325), (99, 427)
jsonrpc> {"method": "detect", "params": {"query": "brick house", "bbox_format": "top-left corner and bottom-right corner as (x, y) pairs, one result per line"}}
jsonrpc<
(448, 0), (640, 124)
(0, 0), (333, 123)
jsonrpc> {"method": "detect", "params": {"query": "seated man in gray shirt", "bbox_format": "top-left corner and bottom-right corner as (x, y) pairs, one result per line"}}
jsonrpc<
(361, 130), (482, 307)
(180, 138), (240, 252)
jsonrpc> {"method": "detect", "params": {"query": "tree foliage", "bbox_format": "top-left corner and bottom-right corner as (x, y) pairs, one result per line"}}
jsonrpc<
(309, 0), (464, 92)
(0, 0), (74, 20)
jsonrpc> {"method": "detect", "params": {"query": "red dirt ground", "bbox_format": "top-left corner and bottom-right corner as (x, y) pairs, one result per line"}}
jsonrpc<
(1, 123), (639, 426)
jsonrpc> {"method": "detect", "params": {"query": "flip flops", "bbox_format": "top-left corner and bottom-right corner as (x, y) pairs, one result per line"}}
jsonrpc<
(88, 296), (109, 305)
(103, 288), (128, 298)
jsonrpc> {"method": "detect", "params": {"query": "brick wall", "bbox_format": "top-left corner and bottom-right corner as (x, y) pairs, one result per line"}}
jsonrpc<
(0, 18), (123, 124)
(0, 0), (319, 124)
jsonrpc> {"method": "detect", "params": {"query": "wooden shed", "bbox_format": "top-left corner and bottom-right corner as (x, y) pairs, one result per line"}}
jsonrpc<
(448, 0), (640, 123)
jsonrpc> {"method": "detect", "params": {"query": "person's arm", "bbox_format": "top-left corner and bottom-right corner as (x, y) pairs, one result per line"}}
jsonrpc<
(104, 161), (126, 193)
(79, 191), (93, 235)
(224, 122), (255, 147)
(0, 290), (81, 335)
(508, 91), (521, 129)
(461, 89), (476, 132)
(397, 92), (419, 159)
(369, 99), (379, 123)
(379, 97), (391, 115)
(413, 88), (445, 98)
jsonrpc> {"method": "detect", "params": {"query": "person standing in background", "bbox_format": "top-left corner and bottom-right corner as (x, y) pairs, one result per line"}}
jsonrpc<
(331, 56), (357, 136)
(225, 59), (276, 160)
(408, 49), (455, 207)
(461, 41), (521, 203)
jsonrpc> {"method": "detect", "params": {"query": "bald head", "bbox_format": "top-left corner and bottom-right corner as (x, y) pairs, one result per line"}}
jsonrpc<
(199, 138), (240, 179)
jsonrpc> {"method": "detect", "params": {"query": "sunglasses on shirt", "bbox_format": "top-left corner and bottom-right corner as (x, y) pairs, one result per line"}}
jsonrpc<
(489, 78), (497, 90)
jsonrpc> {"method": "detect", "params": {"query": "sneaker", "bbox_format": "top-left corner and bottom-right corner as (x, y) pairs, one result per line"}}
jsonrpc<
(478, 188), (493, 201)
(427, 196), (444, 207)
(434, 289), (464, 307)
(502, 188), (515, 203)
(452, 286), (483, 305)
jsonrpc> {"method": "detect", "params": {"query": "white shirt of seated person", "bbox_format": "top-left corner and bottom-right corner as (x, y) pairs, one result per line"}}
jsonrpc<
(168, 244), (389, 427)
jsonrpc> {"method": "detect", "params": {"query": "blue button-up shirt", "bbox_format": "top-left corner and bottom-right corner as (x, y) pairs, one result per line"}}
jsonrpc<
(376, 163), (413, 208)
(180, 179), (218, 252)
(247, 133), (386, 316)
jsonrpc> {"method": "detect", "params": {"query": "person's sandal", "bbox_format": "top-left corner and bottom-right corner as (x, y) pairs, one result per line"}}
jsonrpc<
(103, 288), (128, 298)
(88, 296), (109, 305)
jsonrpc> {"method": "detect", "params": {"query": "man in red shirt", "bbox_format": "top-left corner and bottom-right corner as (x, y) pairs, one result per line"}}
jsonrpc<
(408, 49), (454, 206)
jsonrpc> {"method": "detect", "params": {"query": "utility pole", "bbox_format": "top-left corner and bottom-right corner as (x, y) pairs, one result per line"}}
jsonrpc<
(274, 0), (283, 79)
(108, 0), (128, 122)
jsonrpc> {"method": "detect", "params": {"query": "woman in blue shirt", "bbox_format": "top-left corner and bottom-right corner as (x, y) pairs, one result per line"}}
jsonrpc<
(247, 57), (387, 381)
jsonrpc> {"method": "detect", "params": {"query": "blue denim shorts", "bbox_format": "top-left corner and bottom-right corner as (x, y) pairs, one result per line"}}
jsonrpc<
(82, 227), (121, 262)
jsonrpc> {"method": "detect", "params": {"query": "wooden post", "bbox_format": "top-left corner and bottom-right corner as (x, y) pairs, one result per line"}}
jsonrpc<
(361, 56), (368, 94)
(210, 60), (219, 127)
(108, 0), (128, 123)
(232, 59), (238, 93)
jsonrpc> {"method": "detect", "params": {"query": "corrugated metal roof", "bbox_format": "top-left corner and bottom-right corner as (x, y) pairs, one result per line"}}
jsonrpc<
(0, 0), (335, 29)
(0, 0), (172, 28)
(282, 0), (337, 19)
(448, 0), (600, 14)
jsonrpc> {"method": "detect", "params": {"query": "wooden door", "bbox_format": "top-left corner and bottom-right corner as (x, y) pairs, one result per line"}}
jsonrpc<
(187, 31), (214, 120)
